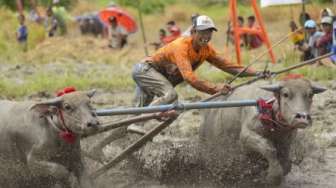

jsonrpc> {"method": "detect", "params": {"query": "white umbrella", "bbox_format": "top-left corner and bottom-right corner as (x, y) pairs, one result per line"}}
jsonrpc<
(260, 0), (303, 8)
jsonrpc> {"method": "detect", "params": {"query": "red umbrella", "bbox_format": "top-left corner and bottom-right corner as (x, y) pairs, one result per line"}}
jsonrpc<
(99, 7), (138, 34)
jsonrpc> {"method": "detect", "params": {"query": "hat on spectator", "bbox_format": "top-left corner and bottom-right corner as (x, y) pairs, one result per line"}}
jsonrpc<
(321, 16), (333, 25)
(195, 15), (217, 31)
(304, 20), (316, 28)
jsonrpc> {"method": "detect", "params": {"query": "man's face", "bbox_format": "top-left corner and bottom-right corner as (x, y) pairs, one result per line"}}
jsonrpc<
(247, 19), (254, 27)
(194, 29), (213, 46)
(166, 24), (173, 31)
(110, 20), (117, 27)
(305, 27), (315, 35)
(322, 23), (332, 32)
(322, 10), (329, 17)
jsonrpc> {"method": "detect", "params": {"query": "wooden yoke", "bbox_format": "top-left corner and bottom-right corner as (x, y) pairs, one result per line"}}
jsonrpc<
(229, 0), (276, 65)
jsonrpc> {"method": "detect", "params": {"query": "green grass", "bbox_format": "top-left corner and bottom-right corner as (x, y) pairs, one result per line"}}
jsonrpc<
(0, 67), (134, 98)
(0, 1), (335, 99)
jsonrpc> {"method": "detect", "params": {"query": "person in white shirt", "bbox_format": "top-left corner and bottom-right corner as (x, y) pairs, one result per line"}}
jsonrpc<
(107, 16), (128, 49)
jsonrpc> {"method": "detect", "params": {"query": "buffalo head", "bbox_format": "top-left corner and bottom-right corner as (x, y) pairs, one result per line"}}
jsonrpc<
(31, 90), (100, 135)
(260, 79), (326, 128)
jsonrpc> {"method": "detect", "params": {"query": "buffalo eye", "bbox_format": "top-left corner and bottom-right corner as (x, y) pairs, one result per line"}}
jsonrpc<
(308, 92), (314, 99)
(63, 103), (73, 111)
(283, 92), (289, 98)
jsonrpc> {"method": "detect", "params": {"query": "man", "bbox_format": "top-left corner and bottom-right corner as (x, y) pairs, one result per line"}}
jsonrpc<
(16, 14), (28, 51)
(132, 15), (267, 108)
(107, 16), (128, 49)
(298, 19), (323, 60)
(316, 16), (333, 56)
(45, 7), (58, 37)
(246, 15), (263, 49)
(289, 20), (304, 47)
(16, 0), (42, 23)
(163, 20), (181, 44)
(150, 28), (167, 50)
(227, 16), (246, 46)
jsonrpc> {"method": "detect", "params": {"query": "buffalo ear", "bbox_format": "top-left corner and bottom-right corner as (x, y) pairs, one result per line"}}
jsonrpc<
(260, 84), (282, 93)
(30, 97), (63, 115)
(86, 89), (96, 98)
(311, 83), (327, 94)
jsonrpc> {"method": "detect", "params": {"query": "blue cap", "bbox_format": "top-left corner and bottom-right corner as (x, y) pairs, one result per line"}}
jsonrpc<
(304, 20), (316, 28)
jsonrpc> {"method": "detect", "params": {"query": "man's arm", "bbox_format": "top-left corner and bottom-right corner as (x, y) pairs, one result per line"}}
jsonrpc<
(207, 55), (257, 77)
(176, 59), (218, 94)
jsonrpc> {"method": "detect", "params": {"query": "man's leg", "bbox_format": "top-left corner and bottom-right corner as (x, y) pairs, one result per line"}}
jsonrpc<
(132, 62), (178, 106)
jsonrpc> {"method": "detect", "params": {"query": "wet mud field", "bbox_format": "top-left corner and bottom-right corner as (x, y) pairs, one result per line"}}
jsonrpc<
(83, 81), (336, 188)
(1, 63), (335, 188)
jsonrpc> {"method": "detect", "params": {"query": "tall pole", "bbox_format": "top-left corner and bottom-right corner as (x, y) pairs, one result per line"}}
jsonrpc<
(137, 0), (149, 56)
(302, 0), (307, 41)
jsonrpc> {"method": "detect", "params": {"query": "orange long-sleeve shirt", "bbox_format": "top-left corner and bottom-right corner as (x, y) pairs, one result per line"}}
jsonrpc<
(146, 37), (243, 94)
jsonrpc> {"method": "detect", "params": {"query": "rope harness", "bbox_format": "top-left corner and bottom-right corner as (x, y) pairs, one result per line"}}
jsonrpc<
(257, 98), (296, 132)
(46, 87), (77, 144)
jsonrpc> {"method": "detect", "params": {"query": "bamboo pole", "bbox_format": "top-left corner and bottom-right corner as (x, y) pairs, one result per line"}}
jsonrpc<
(82, 113), (161, 138)
(95, 100), (258, 116)
(90, 117), (177, 179)
(203, 52), (333, 102)
(136, 0), (149, 56)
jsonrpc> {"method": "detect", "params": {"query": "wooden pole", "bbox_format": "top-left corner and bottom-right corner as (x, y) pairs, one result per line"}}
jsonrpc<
(136, 0), (149, 56)
(81, 113), (161, 138)
(90, 117), (177, 179)
(251, 0), (276, 64)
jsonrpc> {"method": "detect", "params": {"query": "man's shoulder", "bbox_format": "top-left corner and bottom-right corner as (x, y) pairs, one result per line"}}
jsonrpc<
(169, 37), (191, 47)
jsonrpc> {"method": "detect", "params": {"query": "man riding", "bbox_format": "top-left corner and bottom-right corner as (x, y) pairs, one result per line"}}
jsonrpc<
(132, 15), (268, 108)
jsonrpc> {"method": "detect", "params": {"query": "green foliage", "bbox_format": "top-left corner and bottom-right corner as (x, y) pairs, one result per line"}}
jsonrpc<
(116, 0), (176, 14)
(0, 0), (17, 10)
(315, 0), (333, 3)
(0, 0), (75, 10)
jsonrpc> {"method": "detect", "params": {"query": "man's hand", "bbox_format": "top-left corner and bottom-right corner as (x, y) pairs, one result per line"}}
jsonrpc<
(156, 110), (178, 122)
(215, 83), (232, 94)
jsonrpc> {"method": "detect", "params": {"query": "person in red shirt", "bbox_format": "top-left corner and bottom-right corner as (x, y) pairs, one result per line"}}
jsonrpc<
(246, 15), (263, 49)
(316, 16), (333, 56)
(150, 29), (167, 50)
(132, 15), (269, 108)
(163, 20), (181, 44)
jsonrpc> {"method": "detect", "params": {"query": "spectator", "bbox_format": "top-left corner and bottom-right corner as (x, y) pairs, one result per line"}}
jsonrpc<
(44, 7), (58, 37)
(51, 1), (70, 36)
(150, 28), (167, 50)
(16, 14), (28, 51)
(227, 16), (246, 46)
(289, 20), (304, 47)
(316, 16), (333, 56)
(107, 16), (128, 49)
(246, 15), (263, 49)
(320, 8), (334, 20)
(298, 20), (323, 60)
(164, 20), (181, 43)
(299, 12), (311, 27)
(182, 13), (199, 37)
(16, 0), (42, 23)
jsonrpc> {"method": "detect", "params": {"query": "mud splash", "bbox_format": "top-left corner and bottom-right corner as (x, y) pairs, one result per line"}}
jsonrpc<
(83, 84), (336, 188)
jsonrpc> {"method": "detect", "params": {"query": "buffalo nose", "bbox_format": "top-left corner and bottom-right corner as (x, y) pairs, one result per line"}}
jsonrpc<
(294, 112), (311, 121)
(87, 119), (100, 127)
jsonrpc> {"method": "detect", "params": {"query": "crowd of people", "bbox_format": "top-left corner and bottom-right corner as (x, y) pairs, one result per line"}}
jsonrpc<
(15, 0), (69, 51)
(15, 1), (335, 64)
(290, 8), (334, 64)
(226, 15), (264, 49)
